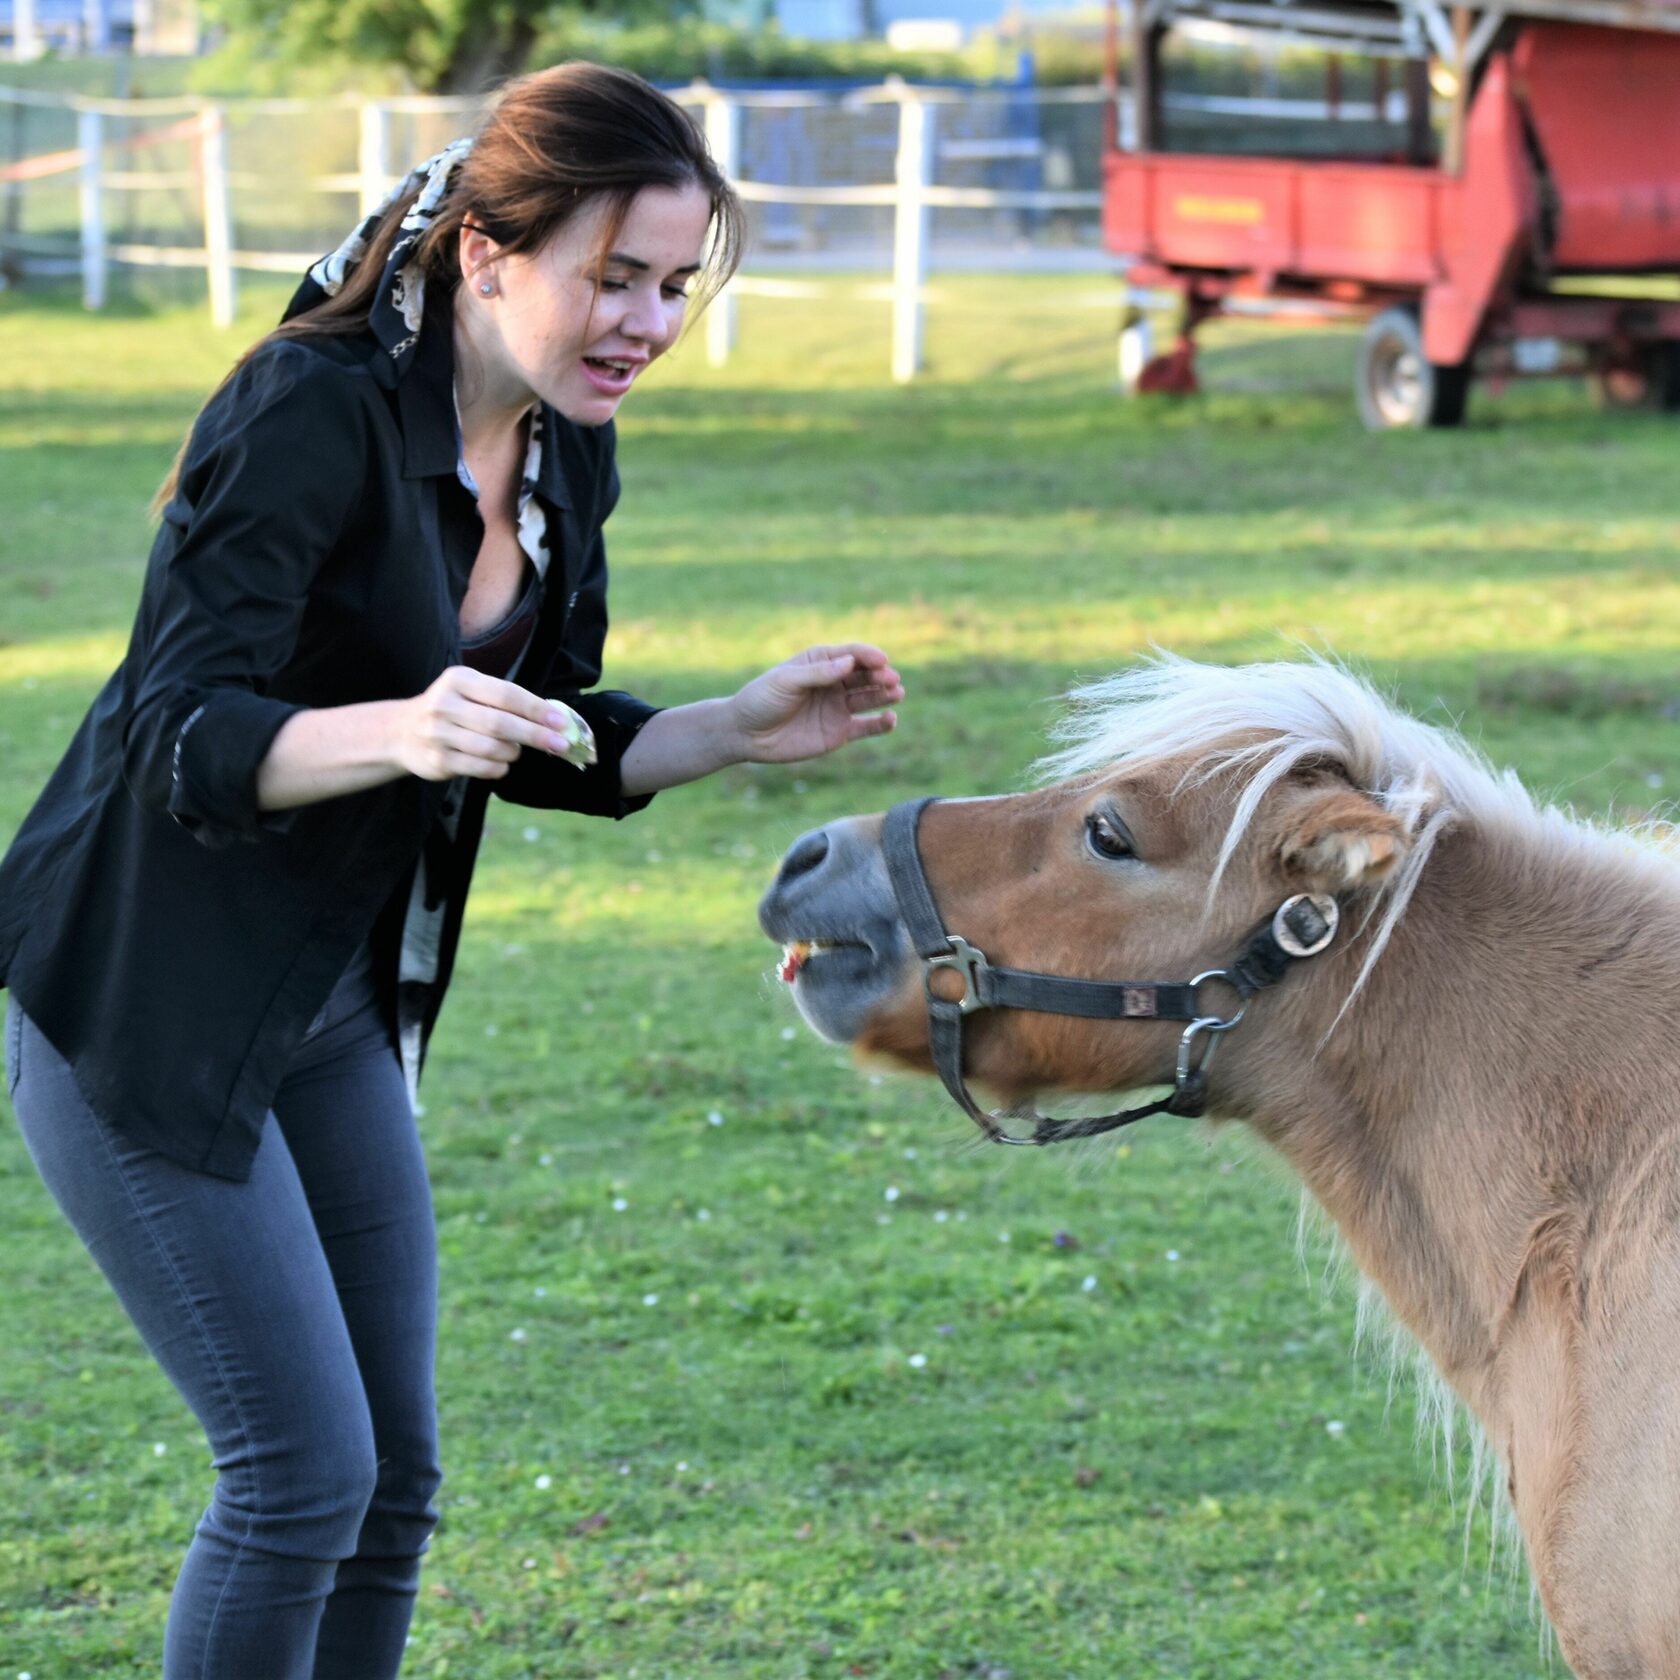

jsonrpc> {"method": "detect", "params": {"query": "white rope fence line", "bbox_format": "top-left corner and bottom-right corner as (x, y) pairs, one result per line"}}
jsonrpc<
(0, 78), (1388, 376)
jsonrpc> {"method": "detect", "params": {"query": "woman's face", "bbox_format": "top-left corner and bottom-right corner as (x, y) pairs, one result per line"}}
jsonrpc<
(467, 182), (714, 427)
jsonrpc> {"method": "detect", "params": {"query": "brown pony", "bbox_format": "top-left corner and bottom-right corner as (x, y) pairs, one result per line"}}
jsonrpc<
(758, 654), (1680, 1680)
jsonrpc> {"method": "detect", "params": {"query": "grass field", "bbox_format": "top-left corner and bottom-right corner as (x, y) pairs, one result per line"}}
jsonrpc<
(4, 272), (1679, 1679)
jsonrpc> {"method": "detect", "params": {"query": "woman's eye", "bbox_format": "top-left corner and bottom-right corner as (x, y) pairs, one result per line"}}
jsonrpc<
(599, 280), (629, 293)
(1086, 813), (1134, 861)
(662, 286), (689, 303)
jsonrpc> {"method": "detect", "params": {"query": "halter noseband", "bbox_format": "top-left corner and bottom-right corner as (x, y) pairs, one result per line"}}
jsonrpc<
(881, 797), (1341, 1147)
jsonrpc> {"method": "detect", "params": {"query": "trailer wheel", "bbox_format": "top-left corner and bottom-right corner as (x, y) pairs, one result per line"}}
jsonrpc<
(1592, 343), (1680, 413)
(1357, 308), (1469, 430)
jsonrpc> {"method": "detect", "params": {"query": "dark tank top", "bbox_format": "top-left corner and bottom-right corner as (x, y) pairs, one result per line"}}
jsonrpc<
(460, 563), (541, 680)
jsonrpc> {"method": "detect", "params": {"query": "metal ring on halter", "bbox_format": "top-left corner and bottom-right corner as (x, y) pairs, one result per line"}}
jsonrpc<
(1188, 969), (1247, 1031)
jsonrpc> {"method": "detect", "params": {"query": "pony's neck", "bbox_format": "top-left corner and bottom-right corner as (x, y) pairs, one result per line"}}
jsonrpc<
(1239, 811), (1680, 1415)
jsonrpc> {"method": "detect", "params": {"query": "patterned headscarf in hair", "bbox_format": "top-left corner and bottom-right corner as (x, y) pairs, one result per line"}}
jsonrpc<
(282, 137), (474, 373)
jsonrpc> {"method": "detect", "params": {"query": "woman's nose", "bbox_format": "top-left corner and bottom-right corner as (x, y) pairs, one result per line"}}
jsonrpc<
(624, 293), (674, 347)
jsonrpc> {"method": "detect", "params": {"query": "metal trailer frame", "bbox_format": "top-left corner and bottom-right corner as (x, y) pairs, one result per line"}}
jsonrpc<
(1103, 0), (1680, 426)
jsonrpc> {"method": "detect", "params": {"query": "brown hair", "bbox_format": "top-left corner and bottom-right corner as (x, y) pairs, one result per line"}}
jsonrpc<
(152, 61), (744, 515)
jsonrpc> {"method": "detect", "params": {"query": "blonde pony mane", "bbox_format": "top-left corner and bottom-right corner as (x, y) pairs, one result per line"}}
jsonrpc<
(1034, 654), (1552, 1024)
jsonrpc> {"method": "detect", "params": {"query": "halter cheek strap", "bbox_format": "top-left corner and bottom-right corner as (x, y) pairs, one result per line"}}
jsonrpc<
(881, 796), (1340, 1147)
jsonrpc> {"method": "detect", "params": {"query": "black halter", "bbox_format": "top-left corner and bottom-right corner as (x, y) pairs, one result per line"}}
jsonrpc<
(881, 797), (1341, 1146)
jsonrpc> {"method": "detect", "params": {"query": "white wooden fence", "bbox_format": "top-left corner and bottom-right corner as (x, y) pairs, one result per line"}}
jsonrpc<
(0, 79), (1388, 379)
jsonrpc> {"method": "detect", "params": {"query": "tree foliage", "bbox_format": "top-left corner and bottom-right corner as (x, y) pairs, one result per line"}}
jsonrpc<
(200, 0), (695, 94)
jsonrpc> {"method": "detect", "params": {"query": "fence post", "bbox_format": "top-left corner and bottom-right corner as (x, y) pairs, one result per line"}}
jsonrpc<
(891, 92), (934, 384)
(358, 99), (390, 216)
(78, 108), (106, 310)
(200, 104), (237, 328)
(4, 101), (24, 255)
(83, 0), (110, 53)
(703, 90), (740, 368)
(13, 0), (42, 61)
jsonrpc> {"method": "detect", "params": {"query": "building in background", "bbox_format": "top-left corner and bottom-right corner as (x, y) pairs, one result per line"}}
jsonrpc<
(3, 0), (200, 57)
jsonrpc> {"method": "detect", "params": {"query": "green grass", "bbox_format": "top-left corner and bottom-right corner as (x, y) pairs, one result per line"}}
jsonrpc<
(5, 273), (1679, 1677)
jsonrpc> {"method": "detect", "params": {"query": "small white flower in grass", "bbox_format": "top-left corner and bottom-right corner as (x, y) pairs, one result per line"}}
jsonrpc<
(869, 1075), (884, 1086)
(884, 1186), (900, 1203)
(612, 1197), (628, 1212)
(1648, 773), (1665, 790)
(1166, 1250), (1180, 1263)
(509, 1328), (528, 1343)
(522, 826), (540, 843)
(152, 1442), (167, 1457)
(642, 1293), (659, 1307)
(780, 1027), (797, 1041)
(696, 1208), (711, 1222)
(707, 1110), (725, 1126)
(908, 1353), (928, 1369)
(522, 1557), (537, 1569)
(1082, 1276), (1097, 1293)
(1326, 1419), (1346, 1438)
(902, 1147), (917, 1159)
(534, 1474), (553, 1490)
(538, 1153), (553, 1166)
(533, 1287), (547, 1298)
(483, 1023), (499, 1037)
(618, 1464), (630, 1475)
(933, 1210), (949, 1223)
(676, 1461), (689, 1471)
(509, 1133), (522, 1145)
(999, 1231), (1011, 1244)
(877, 1214), (892, 1226)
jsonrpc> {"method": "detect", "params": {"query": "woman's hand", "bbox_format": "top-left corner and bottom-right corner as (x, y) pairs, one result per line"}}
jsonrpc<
(390, 667), (593, 782)
(728, 644), (904, 765)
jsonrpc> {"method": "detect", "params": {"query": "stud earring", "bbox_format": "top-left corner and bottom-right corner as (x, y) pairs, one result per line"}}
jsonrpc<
(479, 281), (493, 296)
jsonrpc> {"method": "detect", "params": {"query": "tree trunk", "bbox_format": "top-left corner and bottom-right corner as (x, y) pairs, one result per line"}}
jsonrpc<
(434, 12), (540, 95)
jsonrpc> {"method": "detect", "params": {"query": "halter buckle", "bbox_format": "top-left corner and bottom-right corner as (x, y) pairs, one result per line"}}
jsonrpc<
(1271, 893), (1340, 958)
(925, 935), (990, 1014)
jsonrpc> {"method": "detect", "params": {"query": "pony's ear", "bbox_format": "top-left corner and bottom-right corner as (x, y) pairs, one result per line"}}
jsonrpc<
(1277, 786), (1408, 893)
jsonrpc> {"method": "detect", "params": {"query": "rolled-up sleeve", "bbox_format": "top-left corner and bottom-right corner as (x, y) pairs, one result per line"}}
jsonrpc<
(122, 344), (370, 847)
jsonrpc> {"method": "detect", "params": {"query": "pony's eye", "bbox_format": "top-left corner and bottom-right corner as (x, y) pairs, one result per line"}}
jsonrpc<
(1086, 812), (1135, 861)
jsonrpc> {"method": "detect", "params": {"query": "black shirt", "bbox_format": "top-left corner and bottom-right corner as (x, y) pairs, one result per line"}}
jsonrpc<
(0, 304), (657, 1179)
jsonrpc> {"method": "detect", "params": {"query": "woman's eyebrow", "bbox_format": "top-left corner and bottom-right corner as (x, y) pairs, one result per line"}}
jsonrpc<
(603, 252), (703, 276)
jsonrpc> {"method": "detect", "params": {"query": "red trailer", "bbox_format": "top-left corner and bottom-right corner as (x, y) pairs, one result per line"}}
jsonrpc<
(1104, 1), (1680, 426)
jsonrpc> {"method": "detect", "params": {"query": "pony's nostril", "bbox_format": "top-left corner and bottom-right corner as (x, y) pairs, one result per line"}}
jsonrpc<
(779, 828), (830, 886)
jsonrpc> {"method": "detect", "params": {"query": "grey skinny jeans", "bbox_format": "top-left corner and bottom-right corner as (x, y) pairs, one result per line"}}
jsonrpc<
(4, 955), (441, 1680)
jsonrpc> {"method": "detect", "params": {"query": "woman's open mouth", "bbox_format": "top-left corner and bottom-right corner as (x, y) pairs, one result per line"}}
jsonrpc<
(581, 356), (638, 396)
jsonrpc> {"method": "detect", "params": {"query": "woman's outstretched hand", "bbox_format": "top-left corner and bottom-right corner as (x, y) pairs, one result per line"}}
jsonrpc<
(728, 644), (904, 764)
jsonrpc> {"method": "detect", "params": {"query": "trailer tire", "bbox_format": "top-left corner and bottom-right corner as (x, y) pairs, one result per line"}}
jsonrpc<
(1357, 308), (1469, 430)
(1593, 342), (1680, 413)
(1658, 343), (1680, 413)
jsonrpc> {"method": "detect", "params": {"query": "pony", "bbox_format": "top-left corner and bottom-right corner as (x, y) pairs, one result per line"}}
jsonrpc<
(758, 654), (1680, 1680)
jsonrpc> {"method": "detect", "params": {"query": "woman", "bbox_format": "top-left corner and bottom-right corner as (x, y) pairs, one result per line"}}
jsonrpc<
(0, 63), (902, 1679)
